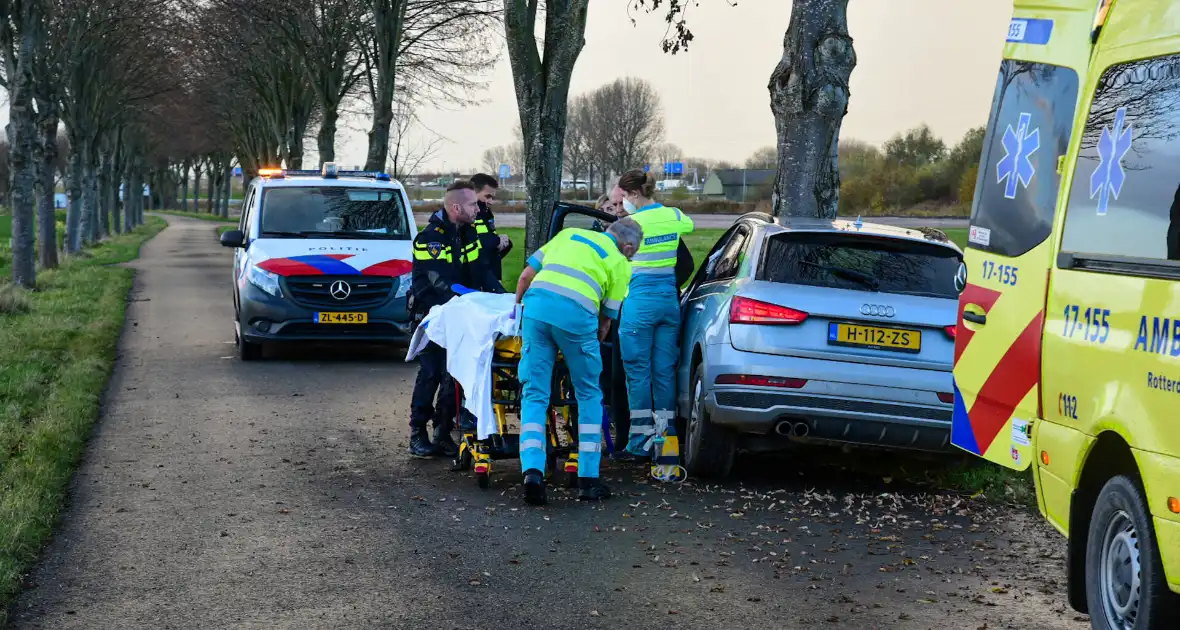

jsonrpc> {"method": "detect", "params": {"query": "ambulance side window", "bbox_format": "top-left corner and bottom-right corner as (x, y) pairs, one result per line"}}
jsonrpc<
(1060, 55), (1180, 266)
(970, 60), (1079, 258)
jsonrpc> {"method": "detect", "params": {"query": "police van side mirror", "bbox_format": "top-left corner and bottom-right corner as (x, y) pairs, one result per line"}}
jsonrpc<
(220, 229), (246, 248)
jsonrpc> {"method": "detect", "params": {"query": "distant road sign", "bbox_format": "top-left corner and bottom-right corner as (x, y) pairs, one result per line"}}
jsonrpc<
(233, 167), (243, 176)
(498, 164), (511, 179)
(643, 164), (651, 173)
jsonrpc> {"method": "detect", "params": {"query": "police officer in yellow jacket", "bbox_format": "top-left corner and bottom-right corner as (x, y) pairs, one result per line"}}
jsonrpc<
(470, 173), (512, 281)
(409, 180), (504, 458)
(615, 170), (694, 471)
(512, 218), (643, 505)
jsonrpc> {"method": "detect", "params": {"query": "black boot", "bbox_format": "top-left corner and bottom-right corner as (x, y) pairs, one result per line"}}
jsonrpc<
(408, 426), (435, 458)
(578, 477), (612, 501)
(432, 426), (460, 458)
(523, 469), (547, 506)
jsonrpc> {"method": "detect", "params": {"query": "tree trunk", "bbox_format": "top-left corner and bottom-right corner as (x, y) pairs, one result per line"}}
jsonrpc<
(363, 0), (408, 171)
(503, 0), (590, 255)
(221, 165), (232, 218)
(318, 107), (337, 165)
(99, 146), (115, 235)
(82, 151), (102, 242)
(206, 165), (215, 212)
(35, 101), (60, 269)
(66, 137), (86, 252)
(770, 0), (856, 219)
(192, 167), (202, 212)
(5, 15), (38, 286)
(180, 162), (190, 212)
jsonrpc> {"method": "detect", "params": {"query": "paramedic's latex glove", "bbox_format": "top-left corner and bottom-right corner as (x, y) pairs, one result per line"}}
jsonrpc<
(451, 283), (476, 296)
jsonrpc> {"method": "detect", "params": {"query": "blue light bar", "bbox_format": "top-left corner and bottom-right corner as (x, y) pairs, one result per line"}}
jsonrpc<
(281, 169), (390, 181)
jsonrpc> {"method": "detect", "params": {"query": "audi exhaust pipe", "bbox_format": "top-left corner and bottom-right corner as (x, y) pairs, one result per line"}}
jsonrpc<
(791, 421), (809, 438)
(774, 420), (793, 436)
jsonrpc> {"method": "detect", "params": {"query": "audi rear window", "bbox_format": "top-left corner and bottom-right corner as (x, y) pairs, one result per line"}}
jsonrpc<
(758, 232), (962, 299)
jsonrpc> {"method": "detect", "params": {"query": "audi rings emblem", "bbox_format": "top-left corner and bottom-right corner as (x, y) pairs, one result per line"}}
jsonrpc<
(860, 304), (895, 318)
(954, 261), (968, 294)
(329, 280), (352, 300)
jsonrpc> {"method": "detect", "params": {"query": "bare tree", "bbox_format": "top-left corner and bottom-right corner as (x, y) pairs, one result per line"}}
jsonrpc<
(745, 146), (777, 169)
(503, 0), (590, 255)
(563, 94), (593, 187)
(388, 98), (442, 179)
(594, 77), (664, 176)
(653, 142), (682, 166)
(360, 0), (498, 171)
(481, 144), (513, 174)
(0, 0), (41, 285)
(635, 0), (856, 218)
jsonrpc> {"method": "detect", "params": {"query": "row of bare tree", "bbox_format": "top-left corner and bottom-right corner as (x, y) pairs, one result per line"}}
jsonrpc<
(3, 0), (499, 288)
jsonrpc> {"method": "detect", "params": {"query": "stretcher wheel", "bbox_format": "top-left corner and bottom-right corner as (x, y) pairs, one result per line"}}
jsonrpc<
(476, 472), (490, 489)
(565, 470), (578, 489)
(451, 450), (472, 472)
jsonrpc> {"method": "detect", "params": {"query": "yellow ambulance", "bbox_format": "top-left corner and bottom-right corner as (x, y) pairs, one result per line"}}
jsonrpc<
(953, 0), (1180, 626)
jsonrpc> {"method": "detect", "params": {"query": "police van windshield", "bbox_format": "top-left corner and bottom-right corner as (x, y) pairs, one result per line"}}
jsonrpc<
(259, 187), (411, 239)
(969, 60), (1079, 257)
(758, 233), (962, 299)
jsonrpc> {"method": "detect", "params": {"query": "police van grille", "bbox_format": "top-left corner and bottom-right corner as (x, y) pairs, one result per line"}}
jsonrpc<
(285, 275), (394, 309)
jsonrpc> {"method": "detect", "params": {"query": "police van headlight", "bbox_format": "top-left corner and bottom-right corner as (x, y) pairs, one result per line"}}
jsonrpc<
(247, 264), (283, 298)
(394, 272), (412, 299)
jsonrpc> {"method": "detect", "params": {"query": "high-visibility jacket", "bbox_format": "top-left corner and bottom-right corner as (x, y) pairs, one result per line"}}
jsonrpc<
(410, 209), (502, 316)
(629, 204), (694, 279)
(473, 201), (511, 281)
(525, 228), (632, 320)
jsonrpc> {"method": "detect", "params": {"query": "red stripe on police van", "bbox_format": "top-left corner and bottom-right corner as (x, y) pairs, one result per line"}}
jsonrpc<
(361, 259), (412, 277)
(954, 283), (1002, 364)
(966, 310), (1044, 454)
(257, 258), (323, 276)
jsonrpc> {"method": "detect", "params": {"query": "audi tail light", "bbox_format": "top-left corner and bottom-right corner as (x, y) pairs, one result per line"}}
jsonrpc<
(729, 296), (808, 325)
(943, 325), (957, 339)
(937, 392), (955, 404)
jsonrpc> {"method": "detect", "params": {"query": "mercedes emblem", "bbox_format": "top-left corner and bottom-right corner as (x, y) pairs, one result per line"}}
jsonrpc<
(954, 262), (968, 294)
(329, 280), (352, 300)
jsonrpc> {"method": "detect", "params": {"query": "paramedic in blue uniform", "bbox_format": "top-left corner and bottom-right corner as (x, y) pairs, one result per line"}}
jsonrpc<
(470, 173), (512, 281)
(408, 180), (504, 458)
(615, 169), (695, 464)
(512, 218), (643, 505)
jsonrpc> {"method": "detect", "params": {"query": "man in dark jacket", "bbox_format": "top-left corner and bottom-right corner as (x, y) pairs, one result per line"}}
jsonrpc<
(409, 180), (504, 458)
(470, 173), (512, 281)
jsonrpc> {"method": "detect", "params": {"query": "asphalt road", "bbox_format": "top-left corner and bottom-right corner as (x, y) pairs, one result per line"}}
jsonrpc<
(415, 212), (969, 230)
(12, 215), (1082, 629)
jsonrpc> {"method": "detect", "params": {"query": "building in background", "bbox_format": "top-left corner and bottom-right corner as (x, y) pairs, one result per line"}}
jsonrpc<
(702, 169), (775, 202)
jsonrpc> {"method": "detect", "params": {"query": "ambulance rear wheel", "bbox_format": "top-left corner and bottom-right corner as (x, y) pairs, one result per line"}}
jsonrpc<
(1085, 475), (1179, 629)
(476, 472), (490, 489)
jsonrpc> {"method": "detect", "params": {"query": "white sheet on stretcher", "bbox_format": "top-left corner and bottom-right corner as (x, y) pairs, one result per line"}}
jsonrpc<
(405, 292), (519, 440)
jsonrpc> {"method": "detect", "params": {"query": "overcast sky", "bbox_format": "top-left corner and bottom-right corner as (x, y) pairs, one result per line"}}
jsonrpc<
(368, 1), (1014, 174)
(0, 1), (1015, 175)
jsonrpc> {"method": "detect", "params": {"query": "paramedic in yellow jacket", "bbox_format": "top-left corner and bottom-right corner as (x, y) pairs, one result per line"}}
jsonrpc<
(512, 218), (642, 506)
(615, 169), (694, 467)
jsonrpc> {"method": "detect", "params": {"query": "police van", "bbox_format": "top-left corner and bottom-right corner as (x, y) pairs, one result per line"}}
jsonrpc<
(953, 0), (1180, 626)
(219, 163), (418, 360)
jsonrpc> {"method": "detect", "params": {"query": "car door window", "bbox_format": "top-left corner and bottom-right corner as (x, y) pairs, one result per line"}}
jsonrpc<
(240, 187), (256, 236)
(709, 225), (751, 282)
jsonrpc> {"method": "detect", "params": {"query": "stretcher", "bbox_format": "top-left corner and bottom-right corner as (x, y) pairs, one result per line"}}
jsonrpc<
(449, 335), (590, 489)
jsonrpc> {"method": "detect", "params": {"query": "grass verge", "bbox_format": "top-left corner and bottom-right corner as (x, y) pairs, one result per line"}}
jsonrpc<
(0, 216), (166, 621)
(153, 209), (236, 223)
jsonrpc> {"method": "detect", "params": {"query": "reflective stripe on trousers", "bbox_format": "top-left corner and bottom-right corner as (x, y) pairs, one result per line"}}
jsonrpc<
(619, 288), (680, 457)
(518, 315), (606, 478)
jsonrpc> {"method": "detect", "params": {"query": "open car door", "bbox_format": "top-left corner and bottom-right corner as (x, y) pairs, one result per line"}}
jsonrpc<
(545, 202), (631, 445)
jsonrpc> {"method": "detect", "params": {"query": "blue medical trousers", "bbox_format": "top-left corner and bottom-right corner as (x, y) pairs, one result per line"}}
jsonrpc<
(518, 315), (605, 479)
(620, 281), (680, 456)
